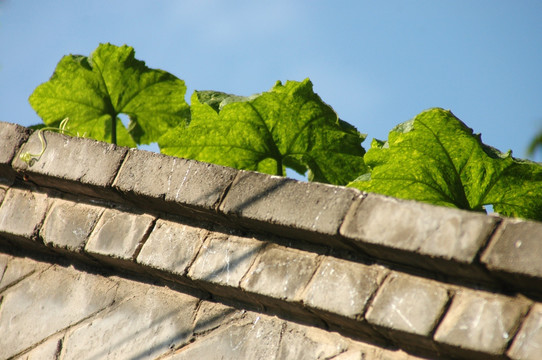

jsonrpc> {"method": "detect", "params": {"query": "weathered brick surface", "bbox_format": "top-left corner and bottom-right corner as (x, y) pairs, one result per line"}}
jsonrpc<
(340, 194), (497, 279)
(434, 290), (531, 358)
(220, 171), (361, 248)
(0, 121), (31, 185)
(188, 232), (265, 299)
(114, 149), (238, 221)
(301, 257), (386, 321)
(0, 188), (50, 247)
(85, 208), (155, 268)
(61, 280), (199, 360)
(40, 198), (104, 255)
(12, 131), (127, 200)
(137, 217), (207, 280)
(481, 219), (542, 290)
(240, 244), (320, 305)
(0, 264), (118, 359)
(507, 303), (542, 360)
(365, 272), (450, 355)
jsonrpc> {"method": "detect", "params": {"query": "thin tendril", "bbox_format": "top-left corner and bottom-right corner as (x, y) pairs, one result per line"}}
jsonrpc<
(20, 118), (74, 166)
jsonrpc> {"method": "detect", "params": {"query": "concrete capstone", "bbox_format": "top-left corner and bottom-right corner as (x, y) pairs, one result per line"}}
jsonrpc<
(0, 121), (30, 185)
(481, 219), (542, 288)
(220, 170), (361, 248)
(12, 130), (127, 200)
(340, 194), (497, 278)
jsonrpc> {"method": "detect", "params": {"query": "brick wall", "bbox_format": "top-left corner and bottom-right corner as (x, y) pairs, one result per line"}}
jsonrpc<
(1, 121), (541, 359)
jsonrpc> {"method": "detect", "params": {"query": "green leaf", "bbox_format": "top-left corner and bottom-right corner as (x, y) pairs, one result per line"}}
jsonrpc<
(159, 79), (367, 185)
(348, 108), (542, 221)
(29, 43), (189, 146)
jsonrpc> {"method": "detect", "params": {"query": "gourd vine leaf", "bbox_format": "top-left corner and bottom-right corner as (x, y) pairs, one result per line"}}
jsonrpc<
(158, 79), (367, 185)
(348, 108), (542, 221)
(28, 43), (189, 146)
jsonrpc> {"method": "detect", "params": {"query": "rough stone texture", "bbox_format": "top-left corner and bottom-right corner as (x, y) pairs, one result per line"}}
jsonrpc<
(481, 219), (542, 290)
(13, 333), (64, 360)
(0, 264), (118, 359)
(340, 194), (497, 278)
(188, 232), (265, 298)
(61, 280), (199, 360)
(241, 244), (320, 304)
(137, 217), (207, 280)
(12, 130), (127, 200)
(85, 208), (155, 266)
(40, 198), (104, 255)
(434, 290), (531, 358)
(301, 257), (387, 320)
(0, 188), (50, 247)
(507, 303), (542, 360)
(220, 171), (361, 248)
(0, 122), (31, 185)
(114, 149), (238, 220)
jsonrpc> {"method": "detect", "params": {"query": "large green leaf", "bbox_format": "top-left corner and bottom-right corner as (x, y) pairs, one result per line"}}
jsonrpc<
(29, 43), (189, 146)
(349, 108), (542, 221)
(159, 79), (367, 185)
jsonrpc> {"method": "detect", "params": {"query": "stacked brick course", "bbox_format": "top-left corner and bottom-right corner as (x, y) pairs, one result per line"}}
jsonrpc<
(1, 121), (541, 359)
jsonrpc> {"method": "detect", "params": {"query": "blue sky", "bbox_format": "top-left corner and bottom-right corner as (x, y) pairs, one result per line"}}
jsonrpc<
(1, 1), (542, 176)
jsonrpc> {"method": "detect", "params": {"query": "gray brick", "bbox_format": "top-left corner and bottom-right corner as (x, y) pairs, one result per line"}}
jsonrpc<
(507, 303), (542, 360)
(340, 194), (497, 278)
(40, 198), (104, 256)
(0, 188), (50, 248)
(137, 218), (207, 280)
(12, 131), (127, 201)
(0, 121), (30, 185)
(61, 284), (199, 360)
(434, 290), (530, 358)
(188, 232), (265, 298)
(240, 244), (319, 306)
(365, 272), (450, 355)
(85, 208), (155, 268)
(193, 301), (245, 335)
(481, 219), (542, 290)
(301, 257), (387, 320)
(114, 149), (238, 221)
(0, 264), (118, 359)
(220, 171), (361, 249)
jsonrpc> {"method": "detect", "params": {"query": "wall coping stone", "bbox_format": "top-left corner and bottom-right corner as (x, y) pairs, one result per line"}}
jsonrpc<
(2, 120), (542, 359)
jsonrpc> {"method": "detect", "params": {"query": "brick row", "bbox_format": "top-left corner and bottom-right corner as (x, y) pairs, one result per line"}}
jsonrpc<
(1, 121), (542, 304)
(0, 190), (540, 358)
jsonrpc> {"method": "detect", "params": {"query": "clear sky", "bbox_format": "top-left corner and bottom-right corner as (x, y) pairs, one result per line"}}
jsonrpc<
(1, 1), (542, 177)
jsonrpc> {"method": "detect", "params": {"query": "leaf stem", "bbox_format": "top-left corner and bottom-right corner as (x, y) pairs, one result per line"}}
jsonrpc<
(276, 157), (283, 176)
(111, 115), (117, 145)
